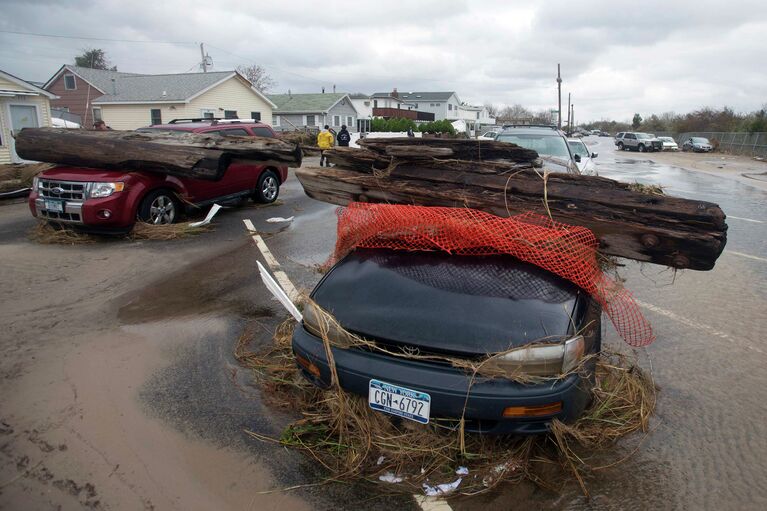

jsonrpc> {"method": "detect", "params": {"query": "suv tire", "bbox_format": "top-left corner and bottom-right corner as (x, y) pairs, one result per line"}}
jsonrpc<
(638, 144), (646, 153)
(617, 142), (624, 150)
(138, 189), (180, 225)
(253, 170), (280, 203)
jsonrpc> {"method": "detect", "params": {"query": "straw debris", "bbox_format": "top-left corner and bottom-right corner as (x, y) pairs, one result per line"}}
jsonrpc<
(237, 317), (658, 498)
(29, 220), (211, 245)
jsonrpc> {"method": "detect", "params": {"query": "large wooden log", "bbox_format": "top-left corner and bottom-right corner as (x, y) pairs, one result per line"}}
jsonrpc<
(295, 165), (727, 270)
(14, 128), (303, 181)
(359, 137), (539, 162)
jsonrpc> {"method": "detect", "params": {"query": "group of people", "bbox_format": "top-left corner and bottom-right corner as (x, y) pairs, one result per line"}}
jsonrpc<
(317, 124), (351, 167)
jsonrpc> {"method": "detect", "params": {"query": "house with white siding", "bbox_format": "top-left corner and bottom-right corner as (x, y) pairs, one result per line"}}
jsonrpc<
(0, 69), (57, 164)
(64, 70), (276, 130)
(267, 93), (359, 132)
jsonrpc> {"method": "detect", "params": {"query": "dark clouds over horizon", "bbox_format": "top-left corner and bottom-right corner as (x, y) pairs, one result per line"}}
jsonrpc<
(2, 0), (765, 121)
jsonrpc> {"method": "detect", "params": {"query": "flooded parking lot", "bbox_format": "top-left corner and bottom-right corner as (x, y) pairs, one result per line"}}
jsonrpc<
(1, 150), (766, 510)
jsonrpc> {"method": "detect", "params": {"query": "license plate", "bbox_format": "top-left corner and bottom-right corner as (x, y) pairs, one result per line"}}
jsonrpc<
(368, 379), (431, 424)
(44, 200), (64, 213)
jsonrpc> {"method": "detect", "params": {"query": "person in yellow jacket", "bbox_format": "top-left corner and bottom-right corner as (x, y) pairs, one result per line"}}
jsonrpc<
(317, 125), (335, 167)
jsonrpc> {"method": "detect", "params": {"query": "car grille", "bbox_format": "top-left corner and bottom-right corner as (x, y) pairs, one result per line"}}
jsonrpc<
(38, 179), (86, 200)
(651, 141), (663, 150)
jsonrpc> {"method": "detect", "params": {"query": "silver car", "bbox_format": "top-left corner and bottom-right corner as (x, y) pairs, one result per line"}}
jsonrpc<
(682, 137), (713, 152)
(658, 136), (679, 151)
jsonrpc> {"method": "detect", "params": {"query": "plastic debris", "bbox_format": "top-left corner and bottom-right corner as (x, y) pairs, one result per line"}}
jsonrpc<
(378, 472), (404, 483)
(455, 466), (469, 476)
(422, 478), (462, 496)
(266, 216), (294, 223)
(190, 203), (222, 227)
(376, 456), (385, 465)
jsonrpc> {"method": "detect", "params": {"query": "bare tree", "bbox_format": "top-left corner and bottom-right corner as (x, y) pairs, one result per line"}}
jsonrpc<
(236, 64), (277, 92)
(483, 103), (499, 118)
(497, 104), (532, 123)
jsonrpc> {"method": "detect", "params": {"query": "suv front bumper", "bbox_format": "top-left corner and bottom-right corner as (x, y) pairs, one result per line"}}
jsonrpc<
(292, 326), (594, 435)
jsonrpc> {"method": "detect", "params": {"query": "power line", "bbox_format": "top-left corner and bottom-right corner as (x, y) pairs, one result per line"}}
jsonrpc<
(0, 29), (194, 45)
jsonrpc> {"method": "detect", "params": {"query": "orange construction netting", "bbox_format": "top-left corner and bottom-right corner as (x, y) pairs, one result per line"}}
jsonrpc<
(331, 202), (654, 347)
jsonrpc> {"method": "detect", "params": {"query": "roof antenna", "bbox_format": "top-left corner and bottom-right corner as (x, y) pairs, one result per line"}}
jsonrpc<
(111, 78), (116, 95)
(333, 84), (336, 93)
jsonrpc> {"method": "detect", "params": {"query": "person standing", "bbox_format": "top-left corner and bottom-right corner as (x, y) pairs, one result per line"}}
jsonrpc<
(407, 127), (415, 137)
(317, 125), (334, 167)
(337, 125), (351, 147)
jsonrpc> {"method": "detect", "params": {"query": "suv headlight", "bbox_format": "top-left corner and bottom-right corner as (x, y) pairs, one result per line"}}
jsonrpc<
(491, 336), (585, 377)
(88, 182), (125, 198)
(32, 176), (40, 190)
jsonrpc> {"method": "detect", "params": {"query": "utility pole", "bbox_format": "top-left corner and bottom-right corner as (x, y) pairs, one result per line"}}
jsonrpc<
(199, 43), (211, 72)
(571, 104), (575, 134)
(556, 64), (562, 129)
(566, 93), (571, 134)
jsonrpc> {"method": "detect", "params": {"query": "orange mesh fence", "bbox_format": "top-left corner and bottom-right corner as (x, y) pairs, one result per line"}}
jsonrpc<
(331, 202), (655, 347)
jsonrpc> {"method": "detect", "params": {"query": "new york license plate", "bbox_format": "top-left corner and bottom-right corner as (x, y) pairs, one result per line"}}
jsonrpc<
(44, 200), (64, 213)
(368, 379), (431, 424)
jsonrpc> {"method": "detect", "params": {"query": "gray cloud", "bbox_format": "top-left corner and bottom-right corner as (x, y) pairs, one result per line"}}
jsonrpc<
(1, 0), (765, 121)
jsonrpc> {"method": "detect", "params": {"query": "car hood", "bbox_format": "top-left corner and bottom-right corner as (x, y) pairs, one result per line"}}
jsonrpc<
(538, 155), (578, 174)
(311, 249), (588, 356)
(39, 166), (134, 182)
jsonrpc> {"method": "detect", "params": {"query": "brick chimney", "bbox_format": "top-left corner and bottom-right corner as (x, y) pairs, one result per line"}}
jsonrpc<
(391, 87), (399, 99)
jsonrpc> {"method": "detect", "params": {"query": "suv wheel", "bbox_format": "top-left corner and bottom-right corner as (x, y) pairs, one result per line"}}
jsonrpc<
(638, 144), (646, 152)
(253, 170), (280, 203)
(138, 189), (179, 225)
(617, 142), (624, 150)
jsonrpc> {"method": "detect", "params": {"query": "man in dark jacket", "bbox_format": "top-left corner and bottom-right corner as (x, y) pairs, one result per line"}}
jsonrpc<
(337, 125), (351, 147)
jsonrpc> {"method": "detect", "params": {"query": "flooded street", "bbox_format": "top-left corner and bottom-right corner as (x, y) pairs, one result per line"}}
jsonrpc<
(1, 150), (766, 510)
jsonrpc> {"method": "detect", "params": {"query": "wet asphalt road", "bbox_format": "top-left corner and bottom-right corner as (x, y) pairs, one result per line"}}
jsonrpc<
(1, 146), (766, 510)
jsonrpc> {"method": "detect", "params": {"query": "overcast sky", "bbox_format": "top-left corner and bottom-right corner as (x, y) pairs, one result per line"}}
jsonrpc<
(2, 0), (766, 121)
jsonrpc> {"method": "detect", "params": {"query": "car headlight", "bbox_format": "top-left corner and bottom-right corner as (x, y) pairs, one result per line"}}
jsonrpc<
(32, 176), (40, 190)
(302, 302), (357, 348)
(490, 336), (585, 377)
(88, 182), (125, 198)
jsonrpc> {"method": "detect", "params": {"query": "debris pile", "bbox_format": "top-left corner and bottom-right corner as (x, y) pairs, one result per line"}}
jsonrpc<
(238, 319), (657, 497)
(295, 137), (727, 270)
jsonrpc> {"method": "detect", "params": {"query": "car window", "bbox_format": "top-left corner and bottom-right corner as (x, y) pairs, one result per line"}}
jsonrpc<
(568, 141), (589, 158)
(496, 133), (570, 159)
(219, 128), (249, 136)
(625, 133), (635, 139)
(251, 127), (274, 138)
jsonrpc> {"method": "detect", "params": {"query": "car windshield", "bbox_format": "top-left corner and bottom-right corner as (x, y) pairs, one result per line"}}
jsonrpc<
(692, 137), (710, 143)
(496, 133), (570, 159)
(567, 140), (589, 158)
(659, 137), (674, 142)
(636, 133), (653, 139)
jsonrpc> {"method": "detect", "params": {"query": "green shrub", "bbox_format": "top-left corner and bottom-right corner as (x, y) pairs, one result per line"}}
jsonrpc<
(370, 117), (417, 132)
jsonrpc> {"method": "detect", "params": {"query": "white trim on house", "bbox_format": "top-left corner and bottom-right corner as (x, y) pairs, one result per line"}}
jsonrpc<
(42, 65), (104, 95)
(93, 99), (187, 105)
(5, 101), (43, 163)
(0, 69), (58, 99)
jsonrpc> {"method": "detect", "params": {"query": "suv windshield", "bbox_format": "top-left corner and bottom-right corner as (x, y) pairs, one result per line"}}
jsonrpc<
(496, 133), (570, 159)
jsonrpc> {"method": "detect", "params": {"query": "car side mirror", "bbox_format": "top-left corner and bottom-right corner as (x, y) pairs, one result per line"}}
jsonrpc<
(574, 154), (582, 162)
(591, 152), (598, 158)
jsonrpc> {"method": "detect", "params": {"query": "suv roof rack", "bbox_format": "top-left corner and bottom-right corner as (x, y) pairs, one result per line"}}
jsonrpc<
(501, 124), (558, 129)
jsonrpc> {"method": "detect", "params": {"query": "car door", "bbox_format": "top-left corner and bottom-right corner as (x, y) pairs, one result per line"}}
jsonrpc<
(624, 133), (636, 149)
(214, 127), (264, 196)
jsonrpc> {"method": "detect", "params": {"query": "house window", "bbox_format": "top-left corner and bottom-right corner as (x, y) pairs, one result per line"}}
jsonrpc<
(224, 110), (237, 119)
(64, 74), (76, 90)
(250, 111), (261, 121)
(150, 109), (162, 125)
(272, 115), (280, 126)
(430, 103), (434, 107)
(347, 116), (353, 127)
(333, 115), (340, 126)
(92, 108), (102, 121)
(436, 103), (441, 106)
(373, 99), (378, 108)
(200, 109), (216, 119)
(364, 101), (370, 106)
(448, 104), (452, 111)
(414, 103), (418, 108)
(305, 115), (316, 126)
(476, 112), (480, 119)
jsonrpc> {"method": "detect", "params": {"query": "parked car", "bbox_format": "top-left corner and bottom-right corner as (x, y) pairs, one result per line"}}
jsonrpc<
(658, 136), (679, 151)
(682, 137), (713, 152)
(614, 132), (626, 146)
(617, 132), (663, 152)
(29, 118), (288, 231)
(495, 125), (579, 174)
(478, 130), (499, 140)
(292, 248), (602, 434)
(567, 138), (597, 175)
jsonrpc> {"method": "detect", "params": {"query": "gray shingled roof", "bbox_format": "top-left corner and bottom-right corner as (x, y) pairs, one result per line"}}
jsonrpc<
(64, 65), (139, 93)
(92, 71), (234, 103)
(349, 93), (370, 100)
(267, 93), (347, 113)
(398, 91), (457, 102)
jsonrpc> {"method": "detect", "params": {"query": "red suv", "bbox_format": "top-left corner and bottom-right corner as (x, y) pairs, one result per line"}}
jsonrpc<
(29, 119), (288, 231)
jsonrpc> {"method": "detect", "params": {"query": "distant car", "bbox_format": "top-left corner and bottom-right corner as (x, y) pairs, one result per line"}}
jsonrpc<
(293, 248), (602, 434)
(599, 131), (610, 137)
(567, 138), (597, 175)
(478, 131), (499, 140)
(682, 137), (713, 152)
(590, 129), (600, 135)
(658, 136), (679, 151)
(496, 125), (579, 174)
(29, 118), (288, 231)
(617, 132), (663, 152)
